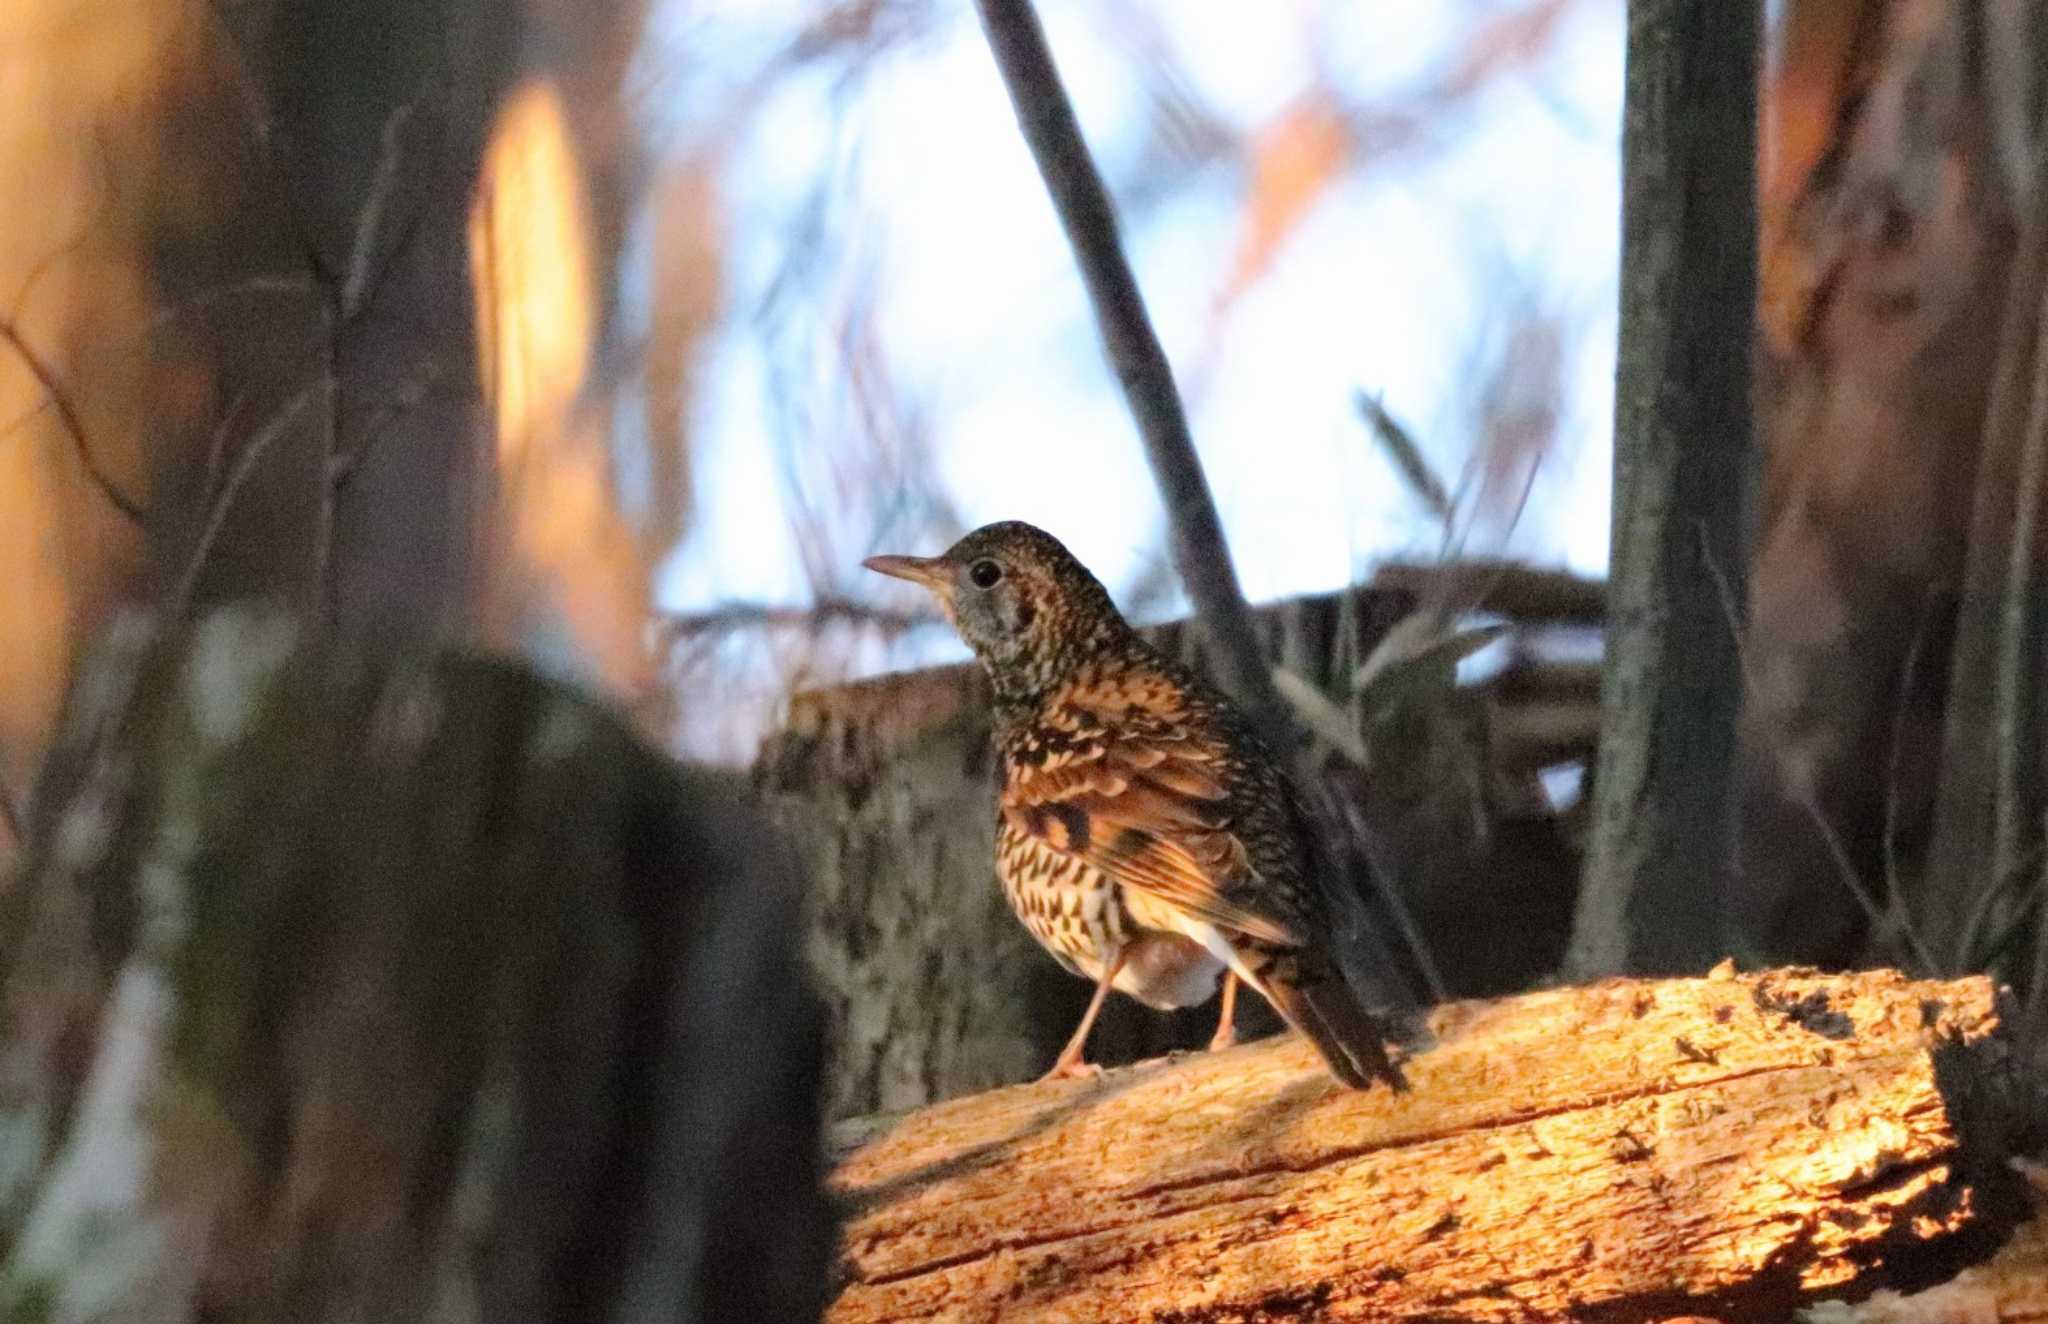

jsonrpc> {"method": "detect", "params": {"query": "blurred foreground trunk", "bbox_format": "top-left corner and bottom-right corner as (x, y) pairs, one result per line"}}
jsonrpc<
(0, 0), (664, 877)
(830, 968), (2027, 1323)
(1735, 0), (2048, 991)
(0, 612), (830, 1322)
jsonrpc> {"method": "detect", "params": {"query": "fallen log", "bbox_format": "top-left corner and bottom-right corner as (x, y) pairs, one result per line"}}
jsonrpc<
(830, 968), (2016, 1323)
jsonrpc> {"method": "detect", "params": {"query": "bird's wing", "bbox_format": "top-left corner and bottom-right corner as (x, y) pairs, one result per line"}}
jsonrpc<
(1001, 701), (1305, 948)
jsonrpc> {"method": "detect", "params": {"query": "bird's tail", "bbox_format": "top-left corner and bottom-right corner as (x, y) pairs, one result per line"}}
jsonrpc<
(1257, 961), (1409, 1091)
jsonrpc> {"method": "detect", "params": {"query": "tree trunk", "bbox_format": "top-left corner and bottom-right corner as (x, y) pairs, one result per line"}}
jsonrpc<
(829, 969), (2018, 1324)
(1, 0), (661, 871)
(1732, 0), (2047, 978)
(1573, 0), (1761, 977)
(143, 0), (521, 642)
(0, 611), (832, 1322)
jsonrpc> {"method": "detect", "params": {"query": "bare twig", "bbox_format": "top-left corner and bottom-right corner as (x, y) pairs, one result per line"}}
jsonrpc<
(143, 276), (318, 337)
(0, 767), (23, 849)
(971, 0), (1288, 747)
(1368, 560), (1607, 625)
(0, 320), (144, 523)
(0, 397), (54, 446)
(332, 362), (449, 489)
(341, 103), (414, 317)
(1955, 841), (2043, 973)
(1272, 666), (1368, 766)
(1986, 253), (2048, 974)
(170, 386), (322, 610)
(1335, 795), (1450, 1006)
(659, 599), (938, 641)
(200, 388), (252, 497)
(1355, 390), (1454, 525)
(1700, 526), (1936, 975)
(1882, 601), (1932, 947)
(9, 138), (118, 314)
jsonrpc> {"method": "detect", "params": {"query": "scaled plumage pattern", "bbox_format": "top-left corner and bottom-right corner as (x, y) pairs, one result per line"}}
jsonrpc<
(865, 520), (1400, 1089)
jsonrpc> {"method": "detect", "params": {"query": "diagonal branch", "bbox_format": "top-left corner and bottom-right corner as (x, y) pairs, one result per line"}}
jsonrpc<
(340, 103), (414, 318)
(0, 320), (144, 524)
(970, 0), (1288, 748)
(0, 766), (22, 849)
(169, 385), (323, 611)
(658, 599), (938, 640)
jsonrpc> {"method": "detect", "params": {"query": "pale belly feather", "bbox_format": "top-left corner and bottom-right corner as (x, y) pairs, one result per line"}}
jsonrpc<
(996, 826), (1224, 1010)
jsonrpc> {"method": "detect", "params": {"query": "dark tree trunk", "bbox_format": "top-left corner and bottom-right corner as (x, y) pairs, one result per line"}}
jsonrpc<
(1571, 0), (1761, 976)
(143, 0), (529, 647)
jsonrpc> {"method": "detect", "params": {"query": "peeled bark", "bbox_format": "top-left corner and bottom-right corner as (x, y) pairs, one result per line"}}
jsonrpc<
(830, 968), (2016, 1324)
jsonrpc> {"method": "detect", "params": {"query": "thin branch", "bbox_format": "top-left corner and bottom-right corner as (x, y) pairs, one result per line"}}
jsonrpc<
(1368, 559), (1606, 627)
(1272, 666), (1368, 767)
(971, 0), (1288, 747)
(659, 599), (938, 641)
(9, 135), (118, 314)
(1700, 525), (1936, 975)
(0, 767), (22, 849)
(144, 275), (317, 336)
(200, 387), (251, 497)
(1355, 390), (1454, 525)
(1881, 599), (1933, 948)
(341, 103), (414, 318)
(0, 397), (54, 446)
(170, 386), (322, 611)
(0, 320), (144, 523)
(1336, 794), (1450, 1006)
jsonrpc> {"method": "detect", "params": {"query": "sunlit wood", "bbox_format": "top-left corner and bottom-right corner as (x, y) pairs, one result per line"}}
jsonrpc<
(830, 969), (2007, 1322)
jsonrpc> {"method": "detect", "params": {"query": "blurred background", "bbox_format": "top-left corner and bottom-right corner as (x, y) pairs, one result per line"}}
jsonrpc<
(649, 0), (1620, 762)
(0, 0), (1619, 795)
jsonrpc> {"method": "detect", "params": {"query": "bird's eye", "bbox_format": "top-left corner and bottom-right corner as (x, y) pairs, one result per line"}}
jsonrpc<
(969, 559), (1003, 589)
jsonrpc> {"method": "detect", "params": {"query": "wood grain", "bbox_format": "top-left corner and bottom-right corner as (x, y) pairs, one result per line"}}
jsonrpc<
(830, 968), (2006, 1323)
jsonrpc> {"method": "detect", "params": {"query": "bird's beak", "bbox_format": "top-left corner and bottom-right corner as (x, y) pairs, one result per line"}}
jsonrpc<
(862, 553), (950, 592)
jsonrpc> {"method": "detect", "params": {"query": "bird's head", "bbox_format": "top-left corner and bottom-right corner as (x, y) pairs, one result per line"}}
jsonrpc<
(864, 521), (1128, 700)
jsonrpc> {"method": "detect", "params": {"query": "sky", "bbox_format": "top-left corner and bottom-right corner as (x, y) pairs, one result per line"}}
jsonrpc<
(644, 0), (1623, 755)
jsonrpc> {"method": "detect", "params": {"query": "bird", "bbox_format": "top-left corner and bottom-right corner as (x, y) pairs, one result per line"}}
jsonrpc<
(864, 520), (1403, 1089)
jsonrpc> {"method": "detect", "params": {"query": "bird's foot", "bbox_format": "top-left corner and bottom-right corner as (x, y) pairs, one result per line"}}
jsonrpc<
(1205, 1027), (1238, 1053)
(1039, 1056), (1102, 1082)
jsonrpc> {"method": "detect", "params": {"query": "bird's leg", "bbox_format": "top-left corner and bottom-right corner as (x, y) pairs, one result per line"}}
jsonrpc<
(1043, 947), (1126, 1081)
(1207, 970), (1240, 1052)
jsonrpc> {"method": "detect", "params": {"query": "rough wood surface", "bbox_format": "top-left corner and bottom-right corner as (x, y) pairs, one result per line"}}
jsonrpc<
(829, 968), (2010, 1323)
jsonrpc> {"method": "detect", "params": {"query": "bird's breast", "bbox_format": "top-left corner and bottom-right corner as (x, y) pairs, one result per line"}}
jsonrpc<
(994, 822), (1225, 1009)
